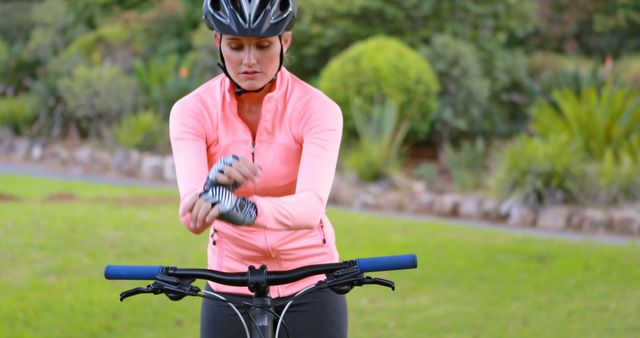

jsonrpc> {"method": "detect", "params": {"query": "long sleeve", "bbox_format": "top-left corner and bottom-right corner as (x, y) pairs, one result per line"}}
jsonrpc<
(251, 99), (343, 230)
(169, 97), (212, 229)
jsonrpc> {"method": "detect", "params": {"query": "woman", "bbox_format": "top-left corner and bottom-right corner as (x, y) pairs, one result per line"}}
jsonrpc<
(169, 0), (346, 337)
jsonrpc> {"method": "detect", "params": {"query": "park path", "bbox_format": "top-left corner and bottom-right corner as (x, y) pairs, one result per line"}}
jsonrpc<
(1, 162), (638, 246)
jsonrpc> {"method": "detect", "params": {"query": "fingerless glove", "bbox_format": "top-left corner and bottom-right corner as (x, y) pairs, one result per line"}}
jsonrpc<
(200, 185), (258, 225)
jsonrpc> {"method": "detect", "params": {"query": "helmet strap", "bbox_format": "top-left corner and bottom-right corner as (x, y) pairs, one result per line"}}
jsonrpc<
(217, 35), (284, 97)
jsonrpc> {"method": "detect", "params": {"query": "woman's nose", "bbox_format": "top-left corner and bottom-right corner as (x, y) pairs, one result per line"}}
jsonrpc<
(242, 47), (257, 66)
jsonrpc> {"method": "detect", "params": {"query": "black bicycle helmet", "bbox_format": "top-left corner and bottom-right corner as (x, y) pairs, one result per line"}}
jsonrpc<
(202, 0), (297, 36)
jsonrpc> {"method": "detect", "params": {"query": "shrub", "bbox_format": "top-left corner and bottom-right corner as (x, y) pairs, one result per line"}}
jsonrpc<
(613, 55), (640, 88)
(0, 94), (39, 135)
(478, 44), (532, 137)
(422, 35), (489, 142)
(342, 99), (409, 182)
(443, 140), (487, 192)
(580, 150), (640, 205)
(59, 64), (141, 139)
(531, 84), (640, 160)
(491, 135), (586, 206)
(133, 54), (199, 118)
(319, 35), (439, 144)
(115, 110), (166, 152)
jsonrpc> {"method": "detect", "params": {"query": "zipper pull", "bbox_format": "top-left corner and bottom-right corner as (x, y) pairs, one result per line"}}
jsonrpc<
(251, 142), (256, 162)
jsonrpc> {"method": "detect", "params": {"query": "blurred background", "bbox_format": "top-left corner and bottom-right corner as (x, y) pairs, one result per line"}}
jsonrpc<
(1, 1), (640, 337)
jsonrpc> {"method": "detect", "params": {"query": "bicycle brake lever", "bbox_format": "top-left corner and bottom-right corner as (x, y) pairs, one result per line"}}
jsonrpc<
(119, 285), (161, 301)
(356, 276), (396, 291)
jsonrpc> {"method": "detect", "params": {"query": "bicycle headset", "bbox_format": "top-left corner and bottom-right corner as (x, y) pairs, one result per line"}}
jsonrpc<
(202, 0), (298, 96)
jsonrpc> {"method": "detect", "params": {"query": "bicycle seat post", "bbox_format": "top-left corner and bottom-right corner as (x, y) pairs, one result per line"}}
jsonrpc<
(247, 265), (275, 338)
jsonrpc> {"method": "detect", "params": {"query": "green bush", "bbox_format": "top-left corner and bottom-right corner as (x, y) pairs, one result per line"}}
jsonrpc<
(492, 83), (640, 206)
(59, 64), (141, 139)
(133, 54), (199, 119)
(531, 84), (640, 160)
(581, 150), (640, 205)
(444, 140), (487, 192)
(0, 94), (39, 135)
(115, 110), (166, 152)
(342, 99), (409, 182)
(491, 135), (585, 206)
(319, 35), (439, 144)
(613, 55), (640, 88)
(479, 44), (531, 137)
(422, 35), (490, 142)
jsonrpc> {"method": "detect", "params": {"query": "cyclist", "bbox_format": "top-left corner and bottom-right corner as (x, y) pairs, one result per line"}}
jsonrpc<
(169, 0), (346, 337)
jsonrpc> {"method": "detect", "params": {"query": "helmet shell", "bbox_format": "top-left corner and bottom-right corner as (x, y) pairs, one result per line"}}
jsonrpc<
(202, 0), (297, 36)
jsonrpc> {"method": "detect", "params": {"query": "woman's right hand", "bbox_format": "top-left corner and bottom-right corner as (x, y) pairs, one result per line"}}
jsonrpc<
(211, 155), (262, 189)
(180, 194), (221, 234)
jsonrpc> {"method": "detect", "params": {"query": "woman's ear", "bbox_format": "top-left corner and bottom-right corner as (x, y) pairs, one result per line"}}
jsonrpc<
(213, 32), (221, 48)
(281, 31), (292, 54)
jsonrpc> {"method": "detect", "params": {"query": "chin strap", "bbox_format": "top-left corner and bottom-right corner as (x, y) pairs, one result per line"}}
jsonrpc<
(217, 35), (284, 96)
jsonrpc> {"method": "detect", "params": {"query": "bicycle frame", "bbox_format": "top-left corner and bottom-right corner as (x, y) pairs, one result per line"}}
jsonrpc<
(105, 254), (418, 338)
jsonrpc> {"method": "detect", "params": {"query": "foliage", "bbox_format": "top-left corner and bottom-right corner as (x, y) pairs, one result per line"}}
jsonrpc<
(0, 1), (36, 44)
(411, 161), (440, 190)
(0, 94), (39, 135)
(528, 0), (640, 56)
(0, 39), (39, 96)
(115, 110), (167, 152)
(613, 55), (640, 88)
(290, 0), (536, 80)
(59, 64), (141, 139)
(478, 44), (532, 137)
(319, 35), (439, 143)
(24, 0), (86, 62)
(581, 150), (640, 205)
(342, 100), (409, 182)
(133, 54), (199, 118)
(491, 135), (585, 206)
(422, 35), (490, 142)
(531, 84), (640, 160)
(493, 84), (640, 205)
(443, 139), (488, 192)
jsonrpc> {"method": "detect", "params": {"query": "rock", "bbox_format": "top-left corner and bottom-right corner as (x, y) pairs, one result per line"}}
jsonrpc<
(30, 140), (45, 161)
(536, 206), (574, 230)
(11, 138), (30, 161)
(73, 145), (93, 165)
(458, 197), (483, 219)
(45, 144), (72, 165)
(140, 154), (164, 180)
(432, 194), (460, 217)
(406, 191), (437, 214)
(112, 148), (141, 176)
(481, 198), (502, 221)
(570, 208), (611, 233)
(610, 208), (640, 235)
(507, 205), (536, 226)
(163, 155), (176, 182)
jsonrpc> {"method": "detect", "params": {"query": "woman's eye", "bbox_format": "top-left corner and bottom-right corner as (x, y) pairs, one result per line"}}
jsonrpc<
(228, 44), (243, 51)
(257, 44), (271, 50)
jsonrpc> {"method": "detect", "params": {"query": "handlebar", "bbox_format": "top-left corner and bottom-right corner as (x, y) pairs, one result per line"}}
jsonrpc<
(104, 254), (418, 287)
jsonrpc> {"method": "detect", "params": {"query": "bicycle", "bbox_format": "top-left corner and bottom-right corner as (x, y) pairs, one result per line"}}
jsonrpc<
(105, 253), (418, 338)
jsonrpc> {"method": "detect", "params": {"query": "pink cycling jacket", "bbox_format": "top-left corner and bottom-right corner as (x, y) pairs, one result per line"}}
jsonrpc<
(169, 68), (343, 297)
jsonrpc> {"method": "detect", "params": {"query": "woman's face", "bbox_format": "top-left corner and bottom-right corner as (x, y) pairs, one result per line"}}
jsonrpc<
(215, 33), (292, 91)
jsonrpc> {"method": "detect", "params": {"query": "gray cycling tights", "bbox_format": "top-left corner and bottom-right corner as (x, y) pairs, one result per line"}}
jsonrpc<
(201, 283), (348, 338)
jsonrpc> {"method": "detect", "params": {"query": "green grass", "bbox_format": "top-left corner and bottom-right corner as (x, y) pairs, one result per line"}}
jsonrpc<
(1, 174), (639, 338)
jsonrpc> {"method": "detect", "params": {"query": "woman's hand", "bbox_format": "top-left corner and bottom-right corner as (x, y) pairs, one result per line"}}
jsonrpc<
(211, 155), (262, 189)
(180, 194), (221, 234)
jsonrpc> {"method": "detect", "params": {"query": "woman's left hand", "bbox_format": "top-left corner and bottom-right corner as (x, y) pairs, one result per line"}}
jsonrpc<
(180, 193), (221, 234)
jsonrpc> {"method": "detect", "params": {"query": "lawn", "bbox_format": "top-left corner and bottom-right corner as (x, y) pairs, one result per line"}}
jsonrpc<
(1, 174), (639, 338)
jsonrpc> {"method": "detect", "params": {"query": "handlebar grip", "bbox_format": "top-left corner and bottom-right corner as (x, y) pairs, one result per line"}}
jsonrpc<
(104, 265), (164, 280)
(355, 254), (418, 273)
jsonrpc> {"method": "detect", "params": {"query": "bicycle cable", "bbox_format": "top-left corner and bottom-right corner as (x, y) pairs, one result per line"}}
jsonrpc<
(275, 284), (318, 338)
(201, 290), (251, 338)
